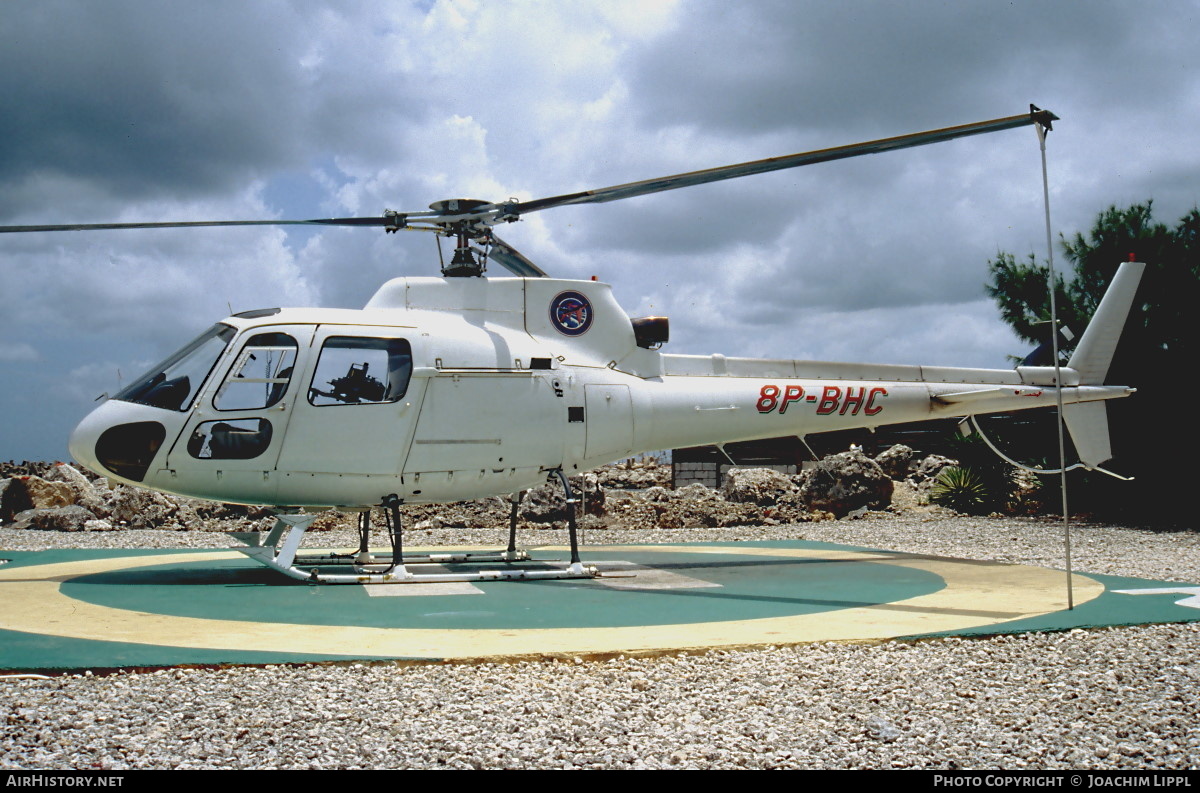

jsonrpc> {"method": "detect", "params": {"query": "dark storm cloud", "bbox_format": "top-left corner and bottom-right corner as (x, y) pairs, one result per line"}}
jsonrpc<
(0, 0), (432, 220)
(622, 0), (1171, 136)
(603, 0), (1200, 324)
(1, 3), (304, 208)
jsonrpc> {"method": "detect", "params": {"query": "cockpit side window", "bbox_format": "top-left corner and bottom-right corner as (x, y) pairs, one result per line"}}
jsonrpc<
(309, 337), (412, 406)
(187, 418), (273, 460)
(214, 332), (299, 411)
(114, 324), (236, 412)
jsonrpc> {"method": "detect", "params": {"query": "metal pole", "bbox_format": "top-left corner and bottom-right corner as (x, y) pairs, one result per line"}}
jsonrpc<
(1035, 121), (1073, 610)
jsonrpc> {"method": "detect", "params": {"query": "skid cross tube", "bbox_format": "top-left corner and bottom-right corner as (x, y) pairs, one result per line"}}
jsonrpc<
(234, 490), (597, 583)
(383, 493), (404, 571)
(553, 469), (583, 565)
(506, 489), (524, 555)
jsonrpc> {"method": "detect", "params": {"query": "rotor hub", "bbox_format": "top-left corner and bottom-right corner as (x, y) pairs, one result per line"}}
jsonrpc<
(428, 198), (491, 215)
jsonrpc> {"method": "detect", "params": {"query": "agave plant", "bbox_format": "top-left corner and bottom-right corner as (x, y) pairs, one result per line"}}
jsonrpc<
(930, 466), (990, 514)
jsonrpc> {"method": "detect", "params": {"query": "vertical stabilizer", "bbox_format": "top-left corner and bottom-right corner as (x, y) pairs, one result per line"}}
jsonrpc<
(1068, 261), (1145, 384)
(1061, 401), (1113, 468)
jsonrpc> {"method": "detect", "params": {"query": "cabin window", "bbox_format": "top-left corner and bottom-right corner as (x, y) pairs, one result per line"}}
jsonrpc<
(187, 418), (273, 460)
(309, 337), (412, 406)
(214, 332), (298, 411)
(114, 323), (235, 412)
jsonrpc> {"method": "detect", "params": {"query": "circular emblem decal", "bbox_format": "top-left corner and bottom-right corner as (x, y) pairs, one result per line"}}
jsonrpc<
(549, 290), (593, 336)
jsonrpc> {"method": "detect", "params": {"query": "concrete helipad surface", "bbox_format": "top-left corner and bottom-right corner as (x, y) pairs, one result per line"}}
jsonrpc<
(1, 541), (1198, 672)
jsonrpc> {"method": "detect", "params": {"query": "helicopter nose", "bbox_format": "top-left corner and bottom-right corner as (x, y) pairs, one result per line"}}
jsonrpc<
(69, 401), (167, 484)
(68, 405), (106, 474)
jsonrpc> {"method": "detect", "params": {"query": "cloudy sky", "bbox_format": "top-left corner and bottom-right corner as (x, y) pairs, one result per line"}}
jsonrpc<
(3, 0), (1199, 462)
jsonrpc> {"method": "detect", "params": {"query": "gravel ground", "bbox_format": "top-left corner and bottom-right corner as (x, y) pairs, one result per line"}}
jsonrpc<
(3, 511), (1199, 770)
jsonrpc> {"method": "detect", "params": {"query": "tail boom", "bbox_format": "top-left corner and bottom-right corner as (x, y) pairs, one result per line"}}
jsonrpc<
(639, 261), (1144, 469)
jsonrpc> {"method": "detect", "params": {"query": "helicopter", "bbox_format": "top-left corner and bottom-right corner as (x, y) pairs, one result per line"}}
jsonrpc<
(0, 106), (1144, 584)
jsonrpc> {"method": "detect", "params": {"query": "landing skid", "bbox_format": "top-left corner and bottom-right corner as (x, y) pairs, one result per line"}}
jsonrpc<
(233, 470), (601, 584)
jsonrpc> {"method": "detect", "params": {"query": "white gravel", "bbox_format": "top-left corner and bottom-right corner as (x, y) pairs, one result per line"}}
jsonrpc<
(3, 511), (1199, 770)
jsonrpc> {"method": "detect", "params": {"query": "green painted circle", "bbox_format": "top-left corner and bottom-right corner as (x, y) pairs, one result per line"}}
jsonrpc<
(61, 547), (945, 630)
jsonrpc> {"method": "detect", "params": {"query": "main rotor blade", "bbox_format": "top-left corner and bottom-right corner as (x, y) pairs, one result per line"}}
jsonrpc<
(485, 234), (548, 278)
(0, 106), (1057, 249)
(0, 216), (403, 234)
(506, 107), (1058, 217)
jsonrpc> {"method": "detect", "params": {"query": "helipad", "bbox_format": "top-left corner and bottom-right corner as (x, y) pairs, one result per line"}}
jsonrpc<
(1, 541), (1197, 671)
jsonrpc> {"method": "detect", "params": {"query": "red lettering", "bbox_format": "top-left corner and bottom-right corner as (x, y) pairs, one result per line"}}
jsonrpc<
(760, 383), (874, 416)
(865, 387), (888, 415)
(779, 385), (804, 414)
(840, 386), (865, 415)
(817, 385), (841, 415)
(756, 384), (779, 413)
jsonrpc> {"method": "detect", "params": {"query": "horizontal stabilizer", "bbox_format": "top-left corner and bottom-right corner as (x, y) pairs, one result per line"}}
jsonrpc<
(932, 387), (1044, 405)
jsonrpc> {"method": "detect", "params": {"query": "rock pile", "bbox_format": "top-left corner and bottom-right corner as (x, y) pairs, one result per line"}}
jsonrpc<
(0, 462), (271, 533)
(1, 445), (961, 534)
(796, 450), (894, 517)
(593, 457), (671, 490)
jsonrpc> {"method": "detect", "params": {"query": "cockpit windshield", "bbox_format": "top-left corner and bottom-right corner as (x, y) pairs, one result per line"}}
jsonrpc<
(114, 324), (236, 411)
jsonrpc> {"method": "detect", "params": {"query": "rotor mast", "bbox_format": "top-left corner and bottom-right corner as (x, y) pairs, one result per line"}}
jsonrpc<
(426, 199), (494, 277)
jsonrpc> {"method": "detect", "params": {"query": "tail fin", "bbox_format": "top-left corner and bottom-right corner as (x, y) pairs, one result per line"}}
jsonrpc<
(1068, 260), (1145, 384)
(1059, 260), (1144, 470)
(1061, 401), (1112, 468)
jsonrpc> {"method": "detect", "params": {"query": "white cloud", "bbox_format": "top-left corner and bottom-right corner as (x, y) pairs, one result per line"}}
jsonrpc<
(0, 342), (38, 362)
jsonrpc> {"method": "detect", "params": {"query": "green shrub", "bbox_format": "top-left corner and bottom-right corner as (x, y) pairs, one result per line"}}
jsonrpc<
(940, 431), (1023, 513)
(930, 466), (991, 514)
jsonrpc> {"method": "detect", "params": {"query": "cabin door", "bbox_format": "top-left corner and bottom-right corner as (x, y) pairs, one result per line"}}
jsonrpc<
(275, 326), (423, 476)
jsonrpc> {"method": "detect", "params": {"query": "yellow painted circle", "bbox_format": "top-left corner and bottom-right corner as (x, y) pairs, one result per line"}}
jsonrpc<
(0, 545), (1103, 660)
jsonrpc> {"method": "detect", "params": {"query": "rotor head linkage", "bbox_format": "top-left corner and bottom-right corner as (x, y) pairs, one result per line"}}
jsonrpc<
(439, 224), (486, 277)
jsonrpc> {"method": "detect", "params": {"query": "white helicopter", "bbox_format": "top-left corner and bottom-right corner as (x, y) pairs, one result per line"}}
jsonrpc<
(1, 106), (1144, 584)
